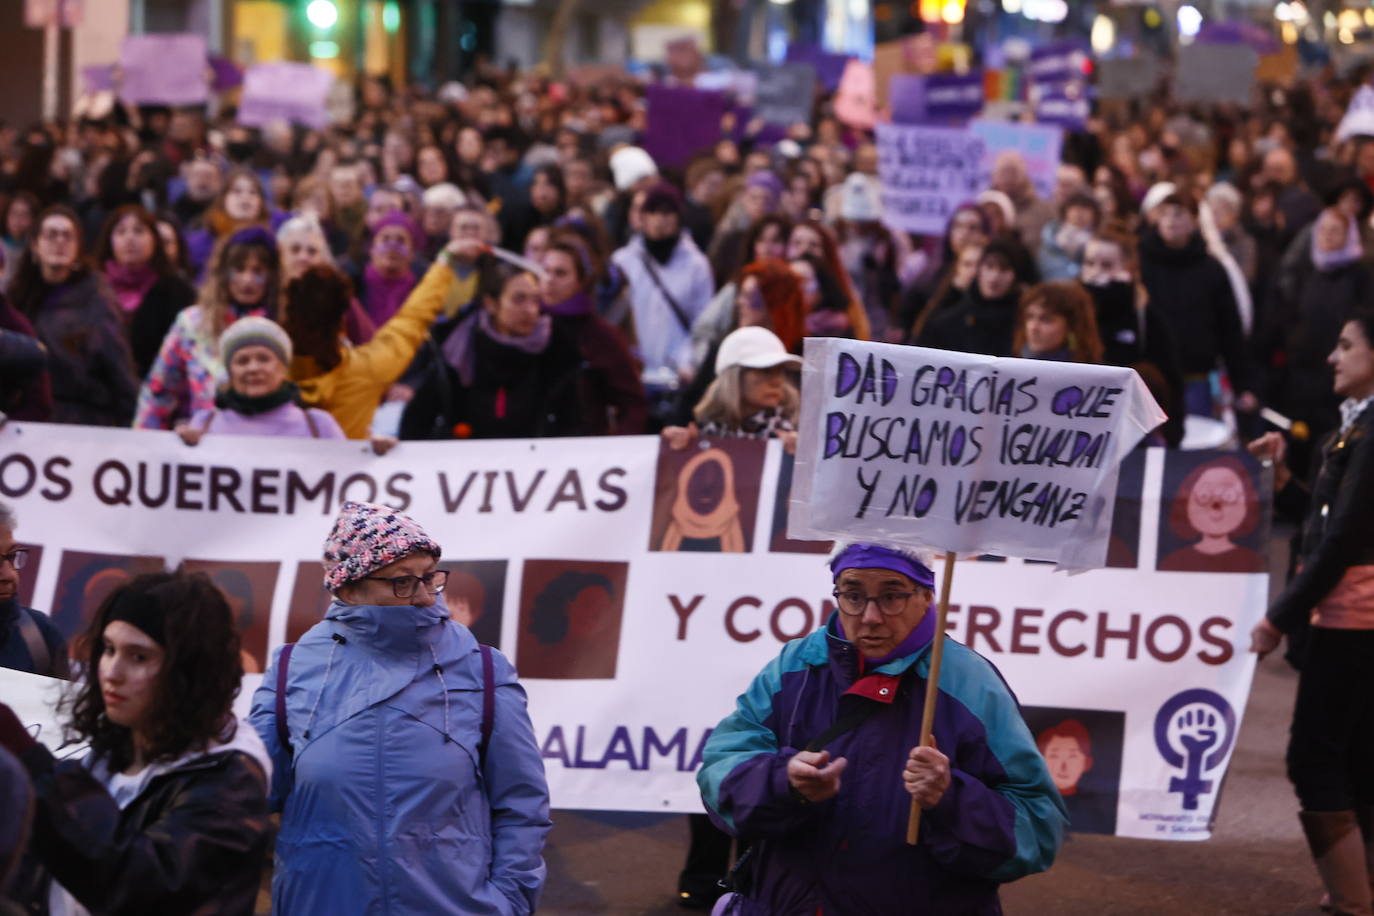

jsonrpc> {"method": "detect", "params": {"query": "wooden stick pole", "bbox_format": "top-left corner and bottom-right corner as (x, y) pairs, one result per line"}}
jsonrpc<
(906, 552), (956, 845)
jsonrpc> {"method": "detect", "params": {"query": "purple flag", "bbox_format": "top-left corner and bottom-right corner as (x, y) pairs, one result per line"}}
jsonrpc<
(120, 34), (207, 106)
(644, 84), (726, 169)
(891, 72), (985, 125)
(209, 55), (244, 92)
(785, 43), (851, 92)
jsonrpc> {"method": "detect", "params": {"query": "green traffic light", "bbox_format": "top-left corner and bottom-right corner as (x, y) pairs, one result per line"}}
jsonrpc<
(306, 0), (339, 29)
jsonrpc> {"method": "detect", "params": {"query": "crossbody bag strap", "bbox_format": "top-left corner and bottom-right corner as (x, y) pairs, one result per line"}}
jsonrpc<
(302, 406), (320, 438)
(638, 252), (693, 334)
(479, 644), (495, 771)
(15, 610), (53, 678)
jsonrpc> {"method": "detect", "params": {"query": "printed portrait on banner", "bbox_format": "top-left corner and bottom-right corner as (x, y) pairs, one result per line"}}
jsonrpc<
(51, 550), (167, 654)
(649, 440), (766, 554)
(516, 559), (629, 679)
(182, 559), (280, 674)
(1156, 452), (1267, 574)
(1022, 705), (1126, 836)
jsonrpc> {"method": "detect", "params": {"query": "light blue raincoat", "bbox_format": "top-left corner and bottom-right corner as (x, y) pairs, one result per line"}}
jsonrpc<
(249, 600), (552, 915)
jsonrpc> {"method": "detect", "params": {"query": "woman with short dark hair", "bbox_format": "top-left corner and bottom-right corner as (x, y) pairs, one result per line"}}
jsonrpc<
(0, 570), (273, 915)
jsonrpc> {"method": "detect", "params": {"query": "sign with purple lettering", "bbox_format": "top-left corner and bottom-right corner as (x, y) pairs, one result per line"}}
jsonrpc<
(1034, 85), (1091, 130)
(875, 122), (986, 235)
(643, 84), (727, 169)
(790, 338), (1166, 569)
(890, 72), (985, 124)
(119, 34), (208, 106)
(238, 61), (334, 130)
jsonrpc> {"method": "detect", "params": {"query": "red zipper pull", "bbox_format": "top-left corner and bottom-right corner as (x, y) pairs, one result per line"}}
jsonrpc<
(495, 387), (507, 419)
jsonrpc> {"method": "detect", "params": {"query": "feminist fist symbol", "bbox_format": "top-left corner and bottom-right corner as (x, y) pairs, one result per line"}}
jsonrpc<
(1169, 708), (1219, 810)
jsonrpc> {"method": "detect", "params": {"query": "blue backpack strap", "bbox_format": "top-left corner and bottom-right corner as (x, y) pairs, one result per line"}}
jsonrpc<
(275, 643), (296, 756)
(479, 644), (495, 771)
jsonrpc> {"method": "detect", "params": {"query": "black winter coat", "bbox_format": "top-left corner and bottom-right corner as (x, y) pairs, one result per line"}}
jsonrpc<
(915, 285), (1019, 357)
(400, 313), (587, 440)
(15, 741), (271, 916)
(126, 274), (197, 380)
(0, 295), (52, 422)
(1086, 280), (1186, 447)
(1269, 406), (1374, 632)
(1138, 229), (1256, 391)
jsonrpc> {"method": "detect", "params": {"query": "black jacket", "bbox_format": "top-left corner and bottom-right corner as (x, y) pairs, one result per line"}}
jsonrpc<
(1138, 229), (1256, 391)
(0, 295), (52, 422)
(1086, 280), (1186, 447)
(915, 284), (1019, 357)
(1269, 406), (1374, 632)
(15, 740), (271, 916)
(126, 274), (197, 381)
(0, 600), (66, 679)
(400, 312), (587, 440)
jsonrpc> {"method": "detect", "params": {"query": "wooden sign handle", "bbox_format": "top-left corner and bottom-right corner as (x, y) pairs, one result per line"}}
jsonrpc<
(906, 553), (956, 845)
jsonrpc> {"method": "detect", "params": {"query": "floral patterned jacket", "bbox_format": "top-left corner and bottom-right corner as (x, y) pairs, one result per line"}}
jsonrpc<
(133, 306), (264, 429)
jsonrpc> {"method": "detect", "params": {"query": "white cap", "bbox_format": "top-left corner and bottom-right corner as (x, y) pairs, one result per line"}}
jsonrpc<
(840, 173), (882, 223)
(610, 146), (658, 191)
(715, 326), (802, 374)
(1140, 182), (1178, 217)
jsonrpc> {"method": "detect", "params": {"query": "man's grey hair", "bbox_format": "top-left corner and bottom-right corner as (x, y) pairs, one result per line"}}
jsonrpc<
(0, 502), (14, 531)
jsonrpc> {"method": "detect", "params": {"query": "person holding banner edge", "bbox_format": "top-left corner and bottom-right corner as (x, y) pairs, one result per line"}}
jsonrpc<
(698, 541), (1065, 915)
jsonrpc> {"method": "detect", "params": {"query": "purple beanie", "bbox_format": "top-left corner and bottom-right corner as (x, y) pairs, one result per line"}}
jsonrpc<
(322, 501), (442, 591)
(745, 170), (785, 200)
(828, 542), (936, 590)
(371, 210), (424, 251)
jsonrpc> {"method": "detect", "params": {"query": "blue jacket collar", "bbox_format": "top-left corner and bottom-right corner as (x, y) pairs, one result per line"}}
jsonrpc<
(324, 600), (449, 656)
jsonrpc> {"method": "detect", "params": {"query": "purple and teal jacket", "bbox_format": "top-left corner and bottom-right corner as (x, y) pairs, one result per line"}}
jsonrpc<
(698, 614), (1066, 915)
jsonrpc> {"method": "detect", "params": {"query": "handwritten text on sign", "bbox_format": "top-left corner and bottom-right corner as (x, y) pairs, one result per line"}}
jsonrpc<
(876, 123), (988, 235)
(789, 339), (1165, 568)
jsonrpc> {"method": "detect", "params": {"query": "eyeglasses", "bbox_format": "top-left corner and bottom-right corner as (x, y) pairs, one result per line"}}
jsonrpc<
(831, 590), (916, 617)
(0, 548), (28, 570)
(362, 569), (448, 599)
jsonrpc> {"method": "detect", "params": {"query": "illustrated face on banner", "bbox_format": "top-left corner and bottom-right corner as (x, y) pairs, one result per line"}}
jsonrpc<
(650, 441), (766, 554)
(440, 560), (508, 649)
(52, 551), (167, 652)
(182, 559), (280, 674)
(515, 559), (628, 680)
(1024, 706), (1125, 836)
(1157, 454), (1266, 574)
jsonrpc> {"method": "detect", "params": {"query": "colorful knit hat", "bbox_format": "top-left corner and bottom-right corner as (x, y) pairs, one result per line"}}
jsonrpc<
(322, 501), (442, 591)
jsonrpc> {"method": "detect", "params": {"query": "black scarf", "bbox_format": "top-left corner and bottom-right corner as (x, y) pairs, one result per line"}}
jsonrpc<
(644, 232), (680, 266)
(215, 381), (300, 416)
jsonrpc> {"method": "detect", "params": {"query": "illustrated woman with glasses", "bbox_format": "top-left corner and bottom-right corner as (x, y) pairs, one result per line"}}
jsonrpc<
(1157, 455), (1265, 573)
(697, 541), (1064, 915)
(249, 500), (551, 915)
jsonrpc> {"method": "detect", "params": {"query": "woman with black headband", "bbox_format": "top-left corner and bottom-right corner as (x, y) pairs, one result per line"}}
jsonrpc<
(0, 570), (272, 915)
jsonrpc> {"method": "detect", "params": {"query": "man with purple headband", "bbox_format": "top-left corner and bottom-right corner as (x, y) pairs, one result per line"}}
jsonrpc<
(697, 541), (1065, 914)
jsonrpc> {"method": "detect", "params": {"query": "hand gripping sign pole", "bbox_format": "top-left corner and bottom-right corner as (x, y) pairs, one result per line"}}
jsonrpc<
(787, 337), (1166, 848)
(906, 551), (956, 845)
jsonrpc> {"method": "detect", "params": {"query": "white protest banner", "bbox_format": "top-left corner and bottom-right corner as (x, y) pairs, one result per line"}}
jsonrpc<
(876, 123), (988, 236)
(238, 62), (334, 130)
(970, 118), (1064, 200)
(2, 423), (1264, 838)
(789, 338), (1165, 568)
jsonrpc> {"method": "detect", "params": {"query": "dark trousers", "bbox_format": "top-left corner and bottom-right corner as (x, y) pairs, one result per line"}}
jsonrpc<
(1287, 627), (1374, 811)
(682, 813), (733, 882)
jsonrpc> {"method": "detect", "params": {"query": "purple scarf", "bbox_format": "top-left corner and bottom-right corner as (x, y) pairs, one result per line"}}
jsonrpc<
(105, 261), (158, 313)
(362, 263), (417, 324)
(542, 291), (595, 317)
(831, 605), (937, 669)
(442, 310), (553, 386)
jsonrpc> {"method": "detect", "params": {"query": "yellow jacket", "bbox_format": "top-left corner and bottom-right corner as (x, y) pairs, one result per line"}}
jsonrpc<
(293, 261), (456, 438)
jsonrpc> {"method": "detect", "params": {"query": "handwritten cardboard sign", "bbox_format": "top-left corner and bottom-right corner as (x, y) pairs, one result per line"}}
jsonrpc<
(753, 62), (817, 128)
(790, 338), (1164, 569)
(238, 61), (334, 130)
(120, 34), (208, 107)
(876, 123), (987, 235)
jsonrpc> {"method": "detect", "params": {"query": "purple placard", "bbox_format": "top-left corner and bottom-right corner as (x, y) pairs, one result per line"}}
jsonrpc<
(209, 54), (244, 92)
(1035, 88), (1091, 131)
(238, 62), (334, 130)
(644, 83), (726, 169)
(890, 72), (984, 125)
(120, 34), (207, 106)
(1027, 39), (1090, 85)
(1197, 22), (1281, 55)
(785, 43), (851, 93)
(81, 64), (115, 94)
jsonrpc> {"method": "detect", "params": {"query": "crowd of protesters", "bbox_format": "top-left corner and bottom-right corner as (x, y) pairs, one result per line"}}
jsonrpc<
(1, 51), (1374, 915)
